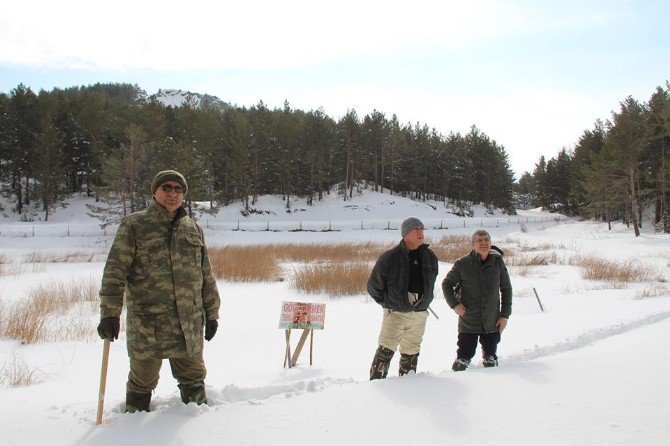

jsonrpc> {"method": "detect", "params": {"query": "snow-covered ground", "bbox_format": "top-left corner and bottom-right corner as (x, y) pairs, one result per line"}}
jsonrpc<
(0, 191), (669, 445)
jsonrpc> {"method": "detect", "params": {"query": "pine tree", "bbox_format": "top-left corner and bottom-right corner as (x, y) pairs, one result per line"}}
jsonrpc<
(645, 85), (670, 232)
(35, 91), (66, 221)
(607, 97), (647, 236)
(87, 124), (153, 226)
(7, 84), (40, 216)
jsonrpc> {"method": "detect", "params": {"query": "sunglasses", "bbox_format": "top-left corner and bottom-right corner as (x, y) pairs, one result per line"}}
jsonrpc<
(161, 184), (185, 194)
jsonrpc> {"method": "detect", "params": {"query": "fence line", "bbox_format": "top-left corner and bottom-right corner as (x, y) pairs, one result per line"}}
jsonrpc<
(0, 215), (568, 238)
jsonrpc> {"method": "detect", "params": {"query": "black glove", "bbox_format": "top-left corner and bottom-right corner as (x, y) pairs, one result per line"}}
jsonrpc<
(97, 316), (120, 341)
(205, 320), (218, 341)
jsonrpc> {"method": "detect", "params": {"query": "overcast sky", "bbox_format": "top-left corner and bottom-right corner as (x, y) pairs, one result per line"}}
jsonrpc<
(1, 0), (669, 177)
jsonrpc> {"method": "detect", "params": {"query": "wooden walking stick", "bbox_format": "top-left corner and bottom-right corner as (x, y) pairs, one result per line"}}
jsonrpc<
(96, 339), (111, 425)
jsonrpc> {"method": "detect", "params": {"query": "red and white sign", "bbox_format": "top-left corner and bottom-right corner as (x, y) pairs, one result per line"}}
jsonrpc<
(279, 301), (326, 329)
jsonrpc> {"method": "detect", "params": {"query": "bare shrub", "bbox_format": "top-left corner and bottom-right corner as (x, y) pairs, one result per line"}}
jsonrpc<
(570, 255), (656, 283)
(0, 353), (44, 388)
(0, 254), (9, 264)
(291, 262), (371, 296)
(209, 246), (282, 282)
(1, 278), (99, 344)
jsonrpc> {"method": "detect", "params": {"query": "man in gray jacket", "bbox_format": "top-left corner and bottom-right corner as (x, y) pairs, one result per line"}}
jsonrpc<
(442, 230), (512, 371)
(367, 217), (439, 379)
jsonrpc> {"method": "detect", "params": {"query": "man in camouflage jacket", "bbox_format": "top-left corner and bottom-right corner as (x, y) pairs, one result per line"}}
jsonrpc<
(97, 170), (221, 412)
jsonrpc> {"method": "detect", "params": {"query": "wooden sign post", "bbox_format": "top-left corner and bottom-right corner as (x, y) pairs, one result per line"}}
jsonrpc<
(279, 301), (325, 368)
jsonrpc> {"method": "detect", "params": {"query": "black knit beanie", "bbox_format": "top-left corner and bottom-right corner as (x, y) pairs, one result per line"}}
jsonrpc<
(151, 170), (188, 195)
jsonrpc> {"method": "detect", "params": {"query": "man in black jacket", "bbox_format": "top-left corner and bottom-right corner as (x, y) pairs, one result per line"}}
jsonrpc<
(367, 217), (439, 379)
(442, 230), (512, 371)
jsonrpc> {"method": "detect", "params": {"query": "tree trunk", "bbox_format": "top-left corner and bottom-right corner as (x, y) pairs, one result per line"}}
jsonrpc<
(373, 152), (378, 192)
(349, 160), (354, 199)
(629, 166), (640, 237)
(380, 141), (385, 193)
(390, 144), (396, 196)
(25, 176), (30, 206)
(16, 175), (23, 215)
(662, 138), (669, 232)
(344, 149), (350, 201)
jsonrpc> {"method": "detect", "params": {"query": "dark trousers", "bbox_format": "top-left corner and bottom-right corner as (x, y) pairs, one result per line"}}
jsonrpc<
(456, 332), (501, 361)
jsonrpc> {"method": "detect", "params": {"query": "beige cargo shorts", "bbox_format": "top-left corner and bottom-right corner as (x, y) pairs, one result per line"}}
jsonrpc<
(377, 306), (429, 355)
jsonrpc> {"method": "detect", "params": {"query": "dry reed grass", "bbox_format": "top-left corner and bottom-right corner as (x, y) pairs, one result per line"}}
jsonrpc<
(23, 251), (102, 263)
(209, 243), (391, 282)
(0, 353), (44, 387)
(513, 265), (536, 277)
(1, 278), (99, 344)
(432, 235), (472, 262)
(634, 284), (670, 300)
(0, 263), (46, 276)
(209, 246), (282, 282)
(279, 242), (388, 263)
(291, 262), (371, 296)
(506, 252), (559, 266)
(569, 255), (657, 283)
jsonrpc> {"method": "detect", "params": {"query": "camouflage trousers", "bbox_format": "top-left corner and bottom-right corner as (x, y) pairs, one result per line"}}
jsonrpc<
(377, 308), (429, 355)
(127, 351), (207, 395)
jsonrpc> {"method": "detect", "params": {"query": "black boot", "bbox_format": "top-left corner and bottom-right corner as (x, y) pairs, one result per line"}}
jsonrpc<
(125, 391), (151, 413)
(399, 353), (419, 376)
(452, 358), (470, 372)
(179, 382), (208, 405)
(370, 346), (395, 380)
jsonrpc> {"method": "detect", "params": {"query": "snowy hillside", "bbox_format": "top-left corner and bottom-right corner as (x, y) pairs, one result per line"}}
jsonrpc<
(0, 188), (555, 236)
(150, 88), (231, 111)
(0, 192), (669, 445)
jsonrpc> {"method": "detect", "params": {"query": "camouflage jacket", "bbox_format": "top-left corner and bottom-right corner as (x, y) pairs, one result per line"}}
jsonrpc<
(99, 200), (220, 360)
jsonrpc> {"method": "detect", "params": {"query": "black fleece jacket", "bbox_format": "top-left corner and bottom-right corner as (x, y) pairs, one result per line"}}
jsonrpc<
(367, 241), (439, 312)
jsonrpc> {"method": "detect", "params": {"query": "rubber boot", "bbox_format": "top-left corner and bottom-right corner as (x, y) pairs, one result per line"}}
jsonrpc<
(399, 352), (419, 376)
(179, 382), (208, 405)
(125, 391), (151, 413)
(482, 355), (498, 367)
(370, 346), (395, 380)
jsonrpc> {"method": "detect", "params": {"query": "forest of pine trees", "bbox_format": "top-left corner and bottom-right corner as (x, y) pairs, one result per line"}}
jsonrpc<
(518, 82), (670, 235)
(0, 83), (517, 224)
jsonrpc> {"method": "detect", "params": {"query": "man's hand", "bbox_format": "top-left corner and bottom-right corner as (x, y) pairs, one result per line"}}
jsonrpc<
(496, 317), (508, 333)
(453, 304), (467, 316)
(205, 320), (218, 341)
(97, 316), (120, 341)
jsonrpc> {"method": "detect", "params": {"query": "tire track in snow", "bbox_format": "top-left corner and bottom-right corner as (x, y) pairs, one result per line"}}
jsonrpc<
(502, 310), (670, 365)
(208, 377), (354, 406)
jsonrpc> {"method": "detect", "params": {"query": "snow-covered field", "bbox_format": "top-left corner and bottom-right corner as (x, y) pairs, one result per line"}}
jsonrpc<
(1, 191), (669, 445)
